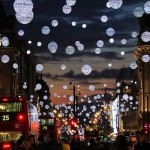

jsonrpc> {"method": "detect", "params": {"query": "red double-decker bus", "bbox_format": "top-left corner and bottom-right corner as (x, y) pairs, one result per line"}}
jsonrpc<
(39, 116), (57, 140)
(0, 97), (39, 150)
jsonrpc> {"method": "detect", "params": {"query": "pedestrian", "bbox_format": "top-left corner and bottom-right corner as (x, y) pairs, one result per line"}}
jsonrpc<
(134, 130), (150, 150)
(46, 133), (63, 150)
(60, 137), (70, 150)
(110, 135), (128, 150)
(27, 135), (38, 150)
(15, 136), (26, 150)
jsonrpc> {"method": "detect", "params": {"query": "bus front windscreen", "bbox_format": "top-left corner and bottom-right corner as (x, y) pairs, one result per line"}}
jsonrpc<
(0, 131), (23, 142)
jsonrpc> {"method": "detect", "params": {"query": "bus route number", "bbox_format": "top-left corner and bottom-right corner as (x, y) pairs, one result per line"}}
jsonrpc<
(2, 115), (10, 121)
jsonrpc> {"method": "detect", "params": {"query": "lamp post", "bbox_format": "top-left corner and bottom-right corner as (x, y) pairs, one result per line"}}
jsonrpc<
(70, 81), (76, 119)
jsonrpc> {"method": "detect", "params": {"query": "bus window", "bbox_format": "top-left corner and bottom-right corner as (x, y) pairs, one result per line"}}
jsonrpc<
(0, 131), (23, 142)
(0, 102), (22, 112)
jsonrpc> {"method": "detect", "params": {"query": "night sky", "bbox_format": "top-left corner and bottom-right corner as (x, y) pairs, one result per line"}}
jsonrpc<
(1, 0), (148, 106)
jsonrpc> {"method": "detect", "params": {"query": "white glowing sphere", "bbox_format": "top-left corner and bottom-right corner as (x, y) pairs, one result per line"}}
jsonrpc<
(63, 85), (67, 89)
(116, 82), (121, 87)
(62, 4), (72, 14)
(82, 24), (86, 28)
(30, 99), (33, 102)
(36, 83), (42, 90)
(123, 94), (128, 100)
(15, 11), (34, 24)
(51, 20), (58, 27)
(13, 63), (18, 69)
(106, 2), (111, 8)
(129, 96), (133, 100)
(36, 64), (43, 71)
(45, 105), (50, 109)
(37, 42), (42, 47)
(66, 46), (75, 55)
(39, 101), (43, 105)
(30, 95), (34, 98)
(66, 0), (76, 6)
(109, 0), (123, 9)
(121, 39), (126, 44)
(86, 113), (90, 117)
(101, 15), (108, 22)
(1, 55), (10, 63)
(23, 83), (27, 89)
(72, 21), (76, 26)
(144, 1), (150, 14)
(13, 0), (33, 14)
(108, 63), (112, 67)
(81, 64), (92, 75)
(2, 37), (9, 47)
(95, 48), (101, 54)
(142, 54), (150, 63)
(130, 62), (138, 69)
(97, 94), (101, 99)
(135, 101), (139, 105)
(106, 27), (115, 36)
(121, 51), (125, 55)
(77, 44), (84, 51)
(69, 95), (74, 102)
(54, 93), (58, 97)
(18, 30), (24, 36)
(26, 50), (31, 54)
(120, 103), (124, 107)
(96, 40), (104, 47)
(61, 64), (67, 70)
(141, 31), (150, 42)
(120, 108), (125, 112)
(43, 95), (48, 100)
(28, 40), (32, 44)
(48, 41), (58, 53)
(87, 100), (91, 104)
(41, 26), (50, 35)
(134, 7), (144, 17)
(131, 31), (138, 38)
(89, 85), (95, 91)
(84, 95), (87, 98)
(109, 38), (114, 43)
(116, 89), (121, 94)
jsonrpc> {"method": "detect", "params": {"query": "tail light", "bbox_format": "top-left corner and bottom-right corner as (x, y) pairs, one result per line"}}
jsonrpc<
(2, 98), (8, 102)
(17, 114), (24, 121)
(2, 143), (11, 149)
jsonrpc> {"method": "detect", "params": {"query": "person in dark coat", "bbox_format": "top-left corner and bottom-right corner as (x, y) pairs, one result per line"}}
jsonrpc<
(46, 133), (63, 150)
(134, 130), (150, 150)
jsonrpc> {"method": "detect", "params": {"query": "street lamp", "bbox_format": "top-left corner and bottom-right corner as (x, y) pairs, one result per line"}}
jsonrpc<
(70, 81), (76, 119)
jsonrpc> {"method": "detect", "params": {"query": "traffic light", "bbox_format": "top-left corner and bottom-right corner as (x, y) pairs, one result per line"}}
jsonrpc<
(144, 123), (149, 134)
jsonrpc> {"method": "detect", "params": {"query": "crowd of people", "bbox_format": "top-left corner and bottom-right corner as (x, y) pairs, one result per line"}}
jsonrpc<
(13, 130), (150, 150)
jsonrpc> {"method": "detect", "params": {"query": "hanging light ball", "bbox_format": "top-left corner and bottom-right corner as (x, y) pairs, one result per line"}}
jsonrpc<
(62, 4), (72, 14)
(81, 64), (92, 75)
(15, 11), (34, 24)
(144, 1), (150, 14)
(1, 37), (9, 47)
(13, 0), (33, 14)
(141, 54), (150, 63)
(51, 20), (58, 27)
(66, 46), (75, 55)
(13, 63), (18, 69)
(66, 0), (76, 6)
(48, 41), (58, 53)
(141, 31), (150, 42)
(106, 27), (115, 36)
(1, 55), (10, 63)
(130, 62), (138, 69)
(134, 7), (144, 17)
(96, 40), (104, 47)
(109, 0), (123, 9)
(36, 64), (43, 71)
(41, 26), (50, 35)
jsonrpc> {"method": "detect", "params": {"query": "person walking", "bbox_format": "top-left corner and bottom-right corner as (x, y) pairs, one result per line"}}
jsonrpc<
(134, 130), (150, 150)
